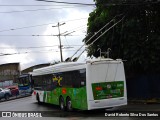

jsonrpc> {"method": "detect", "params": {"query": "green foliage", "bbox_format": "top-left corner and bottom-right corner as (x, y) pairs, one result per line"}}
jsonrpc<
(85, 0), (160, 76)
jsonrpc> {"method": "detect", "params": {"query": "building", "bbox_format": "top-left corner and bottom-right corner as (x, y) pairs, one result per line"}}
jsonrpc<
(0, 63), (20, 87)
(21, 63), (50, 74)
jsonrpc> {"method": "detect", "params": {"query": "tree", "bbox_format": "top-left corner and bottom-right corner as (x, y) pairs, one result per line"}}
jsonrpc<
(84, 0), (160, 77)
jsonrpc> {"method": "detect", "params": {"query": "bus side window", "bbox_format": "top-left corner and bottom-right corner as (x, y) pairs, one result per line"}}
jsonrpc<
(72, 71), (80, 88)
(31, 76), (34, 88)
(79, 69), (86, 87)
(43, 75), (51, 91)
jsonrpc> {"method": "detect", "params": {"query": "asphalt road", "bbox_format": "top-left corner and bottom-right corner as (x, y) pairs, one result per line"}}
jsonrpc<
(0, 96), (160, 120)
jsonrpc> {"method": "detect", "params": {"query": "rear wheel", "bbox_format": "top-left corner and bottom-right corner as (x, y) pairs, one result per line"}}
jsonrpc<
(66, 97), (72, 111)
(59, 97), (65, 111)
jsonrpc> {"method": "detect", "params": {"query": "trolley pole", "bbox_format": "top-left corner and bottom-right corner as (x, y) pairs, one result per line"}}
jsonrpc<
(53, 22), (65, 62)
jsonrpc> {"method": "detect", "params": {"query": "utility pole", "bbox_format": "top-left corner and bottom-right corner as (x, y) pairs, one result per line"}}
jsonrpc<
(52, 22), (65, 62)
(57, 22), (63, 62)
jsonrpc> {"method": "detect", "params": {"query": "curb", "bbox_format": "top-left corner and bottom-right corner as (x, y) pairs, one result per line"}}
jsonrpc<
(128, 100), (160, 104)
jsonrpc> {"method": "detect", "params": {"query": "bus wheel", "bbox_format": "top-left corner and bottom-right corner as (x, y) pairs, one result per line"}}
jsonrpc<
(66, 97), (72, 111)
(59, 97), (65, 111)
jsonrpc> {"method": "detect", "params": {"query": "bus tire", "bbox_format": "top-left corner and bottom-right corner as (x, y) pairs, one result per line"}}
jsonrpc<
(59, 97), (65, 111)
(66, 97), (72, 111)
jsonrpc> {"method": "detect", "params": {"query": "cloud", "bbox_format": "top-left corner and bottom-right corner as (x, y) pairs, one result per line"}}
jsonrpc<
(0, 44), (34, 70)
(0, 0), (95, 70)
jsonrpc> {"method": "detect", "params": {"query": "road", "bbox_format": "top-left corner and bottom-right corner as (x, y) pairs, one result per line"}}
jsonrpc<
(0, 96), (159, 120)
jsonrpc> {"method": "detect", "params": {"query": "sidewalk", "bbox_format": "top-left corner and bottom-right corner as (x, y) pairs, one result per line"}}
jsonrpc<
(128, 99), (160, 104)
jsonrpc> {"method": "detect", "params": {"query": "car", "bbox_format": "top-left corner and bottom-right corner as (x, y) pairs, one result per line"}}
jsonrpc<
(5, 86), (19, 96)
(0, 88), (12, 100)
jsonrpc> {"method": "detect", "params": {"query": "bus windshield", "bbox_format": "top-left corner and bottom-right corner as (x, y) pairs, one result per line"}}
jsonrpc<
(18, 75), (30, 86)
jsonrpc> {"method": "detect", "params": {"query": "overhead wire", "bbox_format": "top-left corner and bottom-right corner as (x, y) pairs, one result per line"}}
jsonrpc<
(0, 45), (83, 49)
(0, 3), (94, 7)
(36, 0), (156, 6)
(66, 24), (86, 33)
(0, 6), (93, 14)
(0, 17), (87, 33)
(36, 0), (160, 6)
(88, 16), (125, 48)
(0, 1), (158, 7)
(0, 48), (84, 56)
(36, 0), (95, 6)
(73, 16), (125, 61)
(1, 1), (159, 59)
(0, 2), (90, 58)
(0, 24), (87, 37)
(0, 4), (91, 7)
(0, 34), (84, 37)
(69, 14), (123, 61)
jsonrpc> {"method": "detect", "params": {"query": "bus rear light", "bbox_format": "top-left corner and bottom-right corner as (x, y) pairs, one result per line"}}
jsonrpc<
(95, 86), (102, 91)
(33, 91), (36, 95)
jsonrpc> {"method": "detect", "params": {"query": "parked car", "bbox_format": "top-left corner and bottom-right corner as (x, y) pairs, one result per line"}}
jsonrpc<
(0, 88), (12, 100)
(5, 86), (19, 96)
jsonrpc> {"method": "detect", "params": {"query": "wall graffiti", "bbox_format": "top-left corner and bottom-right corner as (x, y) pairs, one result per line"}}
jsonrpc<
(0, 69), (19, 76)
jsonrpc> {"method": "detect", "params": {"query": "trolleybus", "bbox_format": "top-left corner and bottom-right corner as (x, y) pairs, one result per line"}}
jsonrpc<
(32, 58), (127, 111)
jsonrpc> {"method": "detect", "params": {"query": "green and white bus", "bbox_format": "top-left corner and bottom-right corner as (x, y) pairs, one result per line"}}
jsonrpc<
(32, 58), (127, 111)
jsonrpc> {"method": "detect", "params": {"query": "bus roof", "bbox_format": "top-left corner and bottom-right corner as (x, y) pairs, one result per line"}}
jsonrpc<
(19, 74), (30, 78)
(32, 62), (86, 76)
(31, 58), (123, 76)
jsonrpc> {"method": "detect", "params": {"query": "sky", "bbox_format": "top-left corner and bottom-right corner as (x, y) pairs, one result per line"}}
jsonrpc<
(0, 0), (95, 70)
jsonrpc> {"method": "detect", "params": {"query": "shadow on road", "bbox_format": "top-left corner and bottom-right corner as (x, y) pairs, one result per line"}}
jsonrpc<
(32, 102), (124, 117)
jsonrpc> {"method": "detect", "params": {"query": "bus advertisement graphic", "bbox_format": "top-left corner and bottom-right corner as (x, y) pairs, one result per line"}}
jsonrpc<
(92, 81), (124, 100)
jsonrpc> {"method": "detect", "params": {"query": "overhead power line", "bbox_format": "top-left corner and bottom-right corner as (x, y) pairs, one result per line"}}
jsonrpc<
(36, 0), (160, 6)
(88, 16), (125, 48)
(75, 16), (125, 61)
(0, 1), (159, 7)
(0, 45), (83, 49)
(0, 34), (83, 37)
(36, 0), (95, 6)
(0, 18), (87, 33)
(0, 49), (84, 56)
(0, 6), (92, 14)
(0, 18), (87, 32)
(0, 5), (87, 7)
(68, 14), (123, 61)
(66, 24), (86, 33)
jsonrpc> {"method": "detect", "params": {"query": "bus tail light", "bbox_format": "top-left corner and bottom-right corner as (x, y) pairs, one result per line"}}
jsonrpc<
(33, 91), (36, 95)
(95, 86), (102, 91)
